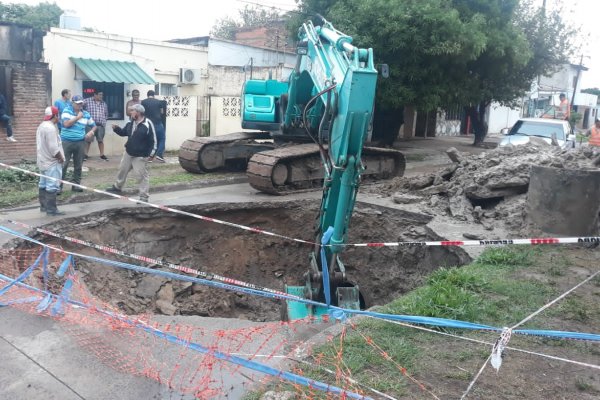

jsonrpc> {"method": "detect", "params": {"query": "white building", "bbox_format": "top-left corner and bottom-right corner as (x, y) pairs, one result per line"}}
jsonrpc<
(43, 27), (295, 157)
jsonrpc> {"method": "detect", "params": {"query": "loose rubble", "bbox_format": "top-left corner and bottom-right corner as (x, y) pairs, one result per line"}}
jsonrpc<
(371, 143), (600, 236)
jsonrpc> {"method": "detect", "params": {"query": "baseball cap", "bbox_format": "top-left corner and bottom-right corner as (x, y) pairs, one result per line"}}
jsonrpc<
(72, 95), (84, 103)
(44, 106), (59, 121)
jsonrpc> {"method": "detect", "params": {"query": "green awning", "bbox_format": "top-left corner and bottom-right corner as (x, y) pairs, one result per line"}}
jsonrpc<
(70, 57), (155, 84)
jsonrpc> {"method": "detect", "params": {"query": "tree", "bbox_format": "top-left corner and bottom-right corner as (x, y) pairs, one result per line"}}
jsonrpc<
(294, 0), (578, 144)
(0, 1), (62, 31)
(211, 5), (285, 40)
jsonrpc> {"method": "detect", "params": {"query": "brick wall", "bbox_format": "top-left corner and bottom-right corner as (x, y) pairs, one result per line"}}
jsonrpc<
(0, 63), (51, 163)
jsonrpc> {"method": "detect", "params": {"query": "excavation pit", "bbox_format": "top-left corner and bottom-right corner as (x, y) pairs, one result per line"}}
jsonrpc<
(27, 200), (471, 321)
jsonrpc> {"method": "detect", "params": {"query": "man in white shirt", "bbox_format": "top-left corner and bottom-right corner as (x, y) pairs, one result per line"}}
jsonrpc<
(37, 106), (65, 216)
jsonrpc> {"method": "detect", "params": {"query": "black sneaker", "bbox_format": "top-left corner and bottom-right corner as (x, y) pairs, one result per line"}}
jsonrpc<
(83, 155), (88, 161)
(105, 186), (122, 194)
(100, 155), (109, 161)
(71, 186), (83, 192)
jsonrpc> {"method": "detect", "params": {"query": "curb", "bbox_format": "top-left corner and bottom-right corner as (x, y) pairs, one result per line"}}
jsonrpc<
(1, 175), (249, 212)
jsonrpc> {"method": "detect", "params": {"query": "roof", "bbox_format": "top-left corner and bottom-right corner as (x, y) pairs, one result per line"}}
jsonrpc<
(70, 57), (155, 84)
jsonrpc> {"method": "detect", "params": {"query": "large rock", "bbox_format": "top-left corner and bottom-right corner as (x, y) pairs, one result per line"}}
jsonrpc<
(135, 275), (165, 298)
(393, 193), (422, 204)
(446, 147), (464, 163)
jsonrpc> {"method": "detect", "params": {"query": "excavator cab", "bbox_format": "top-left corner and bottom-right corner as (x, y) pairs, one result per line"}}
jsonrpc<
(241, 79), (289, 131)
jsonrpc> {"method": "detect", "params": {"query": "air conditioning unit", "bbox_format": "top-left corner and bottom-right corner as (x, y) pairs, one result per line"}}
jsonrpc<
(179, 68), (202, 84)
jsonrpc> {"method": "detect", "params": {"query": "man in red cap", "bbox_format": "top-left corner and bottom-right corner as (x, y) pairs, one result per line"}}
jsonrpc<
(36, 106), (65, 216)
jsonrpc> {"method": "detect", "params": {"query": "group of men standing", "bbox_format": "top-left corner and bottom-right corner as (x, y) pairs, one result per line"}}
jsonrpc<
(36, 88), (165, 215)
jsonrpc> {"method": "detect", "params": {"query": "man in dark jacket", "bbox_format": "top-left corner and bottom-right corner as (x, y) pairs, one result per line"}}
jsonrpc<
(0, 92), (16, 142)
(141, 90), (167, 162)
(106, 104), (156, 202)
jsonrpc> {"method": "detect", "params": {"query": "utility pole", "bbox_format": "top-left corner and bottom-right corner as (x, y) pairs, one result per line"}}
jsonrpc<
(571, 54), (585, 114)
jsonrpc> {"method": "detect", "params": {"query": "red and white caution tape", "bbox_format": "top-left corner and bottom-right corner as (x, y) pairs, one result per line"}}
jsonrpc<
(8, 220), (301, 301)
(3, 163), (600, 249)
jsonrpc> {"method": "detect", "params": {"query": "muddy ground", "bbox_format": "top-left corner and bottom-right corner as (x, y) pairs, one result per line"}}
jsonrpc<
(31, 201), (470, 321)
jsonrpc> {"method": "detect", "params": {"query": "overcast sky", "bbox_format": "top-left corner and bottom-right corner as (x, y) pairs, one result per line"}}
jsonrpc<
(10, 0), (600, 88)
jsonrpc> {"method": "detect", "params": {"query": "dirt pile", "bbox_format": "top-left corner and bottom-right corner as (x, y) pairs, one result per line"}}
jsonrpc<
(371, 143), (600, 236)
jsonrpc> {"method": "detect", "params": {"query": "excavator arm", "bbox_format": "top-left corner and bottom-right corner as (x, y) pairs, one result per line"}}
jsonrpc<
(282, 18), (381, 319)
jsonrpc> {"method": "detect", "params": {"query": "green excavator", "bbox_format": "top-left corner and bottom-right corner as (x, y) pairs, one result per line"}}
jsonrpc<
(179, 17), (405, 318)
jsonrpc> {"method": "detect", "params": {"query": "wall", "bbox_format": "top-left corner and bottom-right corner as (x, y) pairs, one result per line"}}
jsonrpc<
(0, 22), (44, 63)
(0, 63), (52, 162)
(44, 28), (208, 157)
(487, 103), (521, 133)
(164, 95), (197, 148)
(210, 96), (243, 137)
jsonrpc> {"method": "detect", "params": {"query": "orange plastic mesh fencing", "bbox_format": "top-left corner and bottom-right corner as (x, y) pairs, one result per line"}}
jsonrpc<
(0, 247), (437, 399)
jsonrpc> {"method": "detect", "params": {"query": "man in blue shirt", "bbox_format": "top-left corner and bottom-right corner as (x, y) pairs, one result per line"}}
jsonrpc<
(60, 95), (96, 192)
(53, 89), (71, 132)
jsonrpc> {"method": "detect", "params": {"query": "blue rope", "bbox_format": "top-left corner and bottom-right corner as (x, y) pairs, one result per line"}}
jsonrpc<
(1, 226), (599, 343)
(0, 270), (372, 400)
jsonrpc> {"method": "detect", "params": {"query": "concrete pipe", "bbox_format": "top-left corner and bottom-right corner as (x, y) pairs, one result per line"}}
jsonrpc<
(527, 165), (600, 236)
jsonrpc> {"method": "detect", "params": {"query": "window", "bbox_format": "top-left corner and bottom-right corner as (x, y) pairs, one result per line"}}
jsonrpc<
(82, 81), (125, 120)
(154, 83), (178, 96)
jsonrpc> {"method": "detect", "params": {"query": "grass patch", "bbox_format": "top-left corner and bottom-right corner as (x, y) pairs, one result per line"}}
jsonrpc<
(246, 247), (566, 398)
(0, 162), (40, 208)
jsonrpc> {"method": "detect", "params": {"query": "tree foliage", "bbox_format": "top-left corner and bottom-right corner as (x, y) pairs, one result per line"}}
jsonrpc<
(211, 5), (284, 40)
(0, 1), (62, 31)
(293, 0), (578, 141)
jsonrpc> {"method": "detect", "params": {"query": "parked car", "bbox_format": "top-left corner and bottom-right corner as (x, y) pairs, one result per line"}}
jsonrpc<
(499, 118), (575, 149)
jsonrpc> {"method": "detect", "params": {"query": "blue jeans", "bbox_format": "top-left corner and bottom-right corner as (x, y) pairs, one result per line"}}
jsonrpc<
(39, 163), (63, 193)
(154, 122), (165, 158)
(0, 114), (13, 137)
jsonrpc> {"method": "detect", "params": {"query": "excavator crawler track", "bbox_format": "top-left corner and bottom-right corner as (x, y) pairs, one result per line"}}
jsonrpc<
(178, 132), (274, 174)
(247, 144), (406, 195)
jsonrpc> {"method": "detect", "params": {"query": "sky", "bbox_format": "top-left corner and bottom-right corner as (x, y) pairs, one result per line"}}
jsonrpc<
(9, 0), (600, 88)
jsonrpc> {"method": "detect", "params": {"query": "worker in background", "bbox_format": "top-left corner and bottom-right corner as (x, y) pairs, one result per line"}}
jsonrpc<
(37, 106), (65, 215)
(83, 90), (109, 161)
(126, 89), (141, 120)
(141, 90), (167, 162)
(585, 118), (600, 153)
(556, 93), (571, 121)
(53, 89), (71, 132)
(0, 91), (16, 142)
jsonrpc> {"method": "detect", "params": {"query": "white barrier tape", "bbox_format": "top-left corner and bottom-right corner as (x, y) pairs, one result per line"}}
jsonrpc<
(8, 220), (301, 301)
(3, 163), (599, 249)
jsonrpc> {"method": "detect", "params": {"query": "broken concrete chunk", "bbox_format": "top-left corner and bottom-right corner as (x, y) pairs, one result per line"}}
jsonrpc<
(409, 175), (434, 190)
(486, 177), (529, 190)
(439, 163), (459, 179)
(156, 299), (177, 315)
(420, 183), (449, 196)
(157, 282), (174, 303)
(432, 175), (444, 185)
(446, 147), (463, 163)
(135, 275), (165, 298)
(392, 193), (423, 204)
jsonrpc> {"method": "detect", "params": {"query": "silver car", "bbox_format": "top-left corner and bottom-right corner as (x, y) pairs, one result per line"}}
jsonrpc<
(500, 118), (575, 149)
